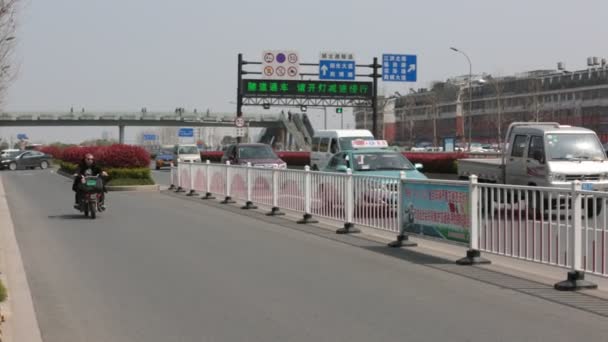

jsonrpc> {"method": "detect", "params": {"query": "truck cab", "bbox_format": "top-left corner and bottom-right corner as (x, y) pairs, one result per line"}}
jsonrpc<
(458, 122), (608, 190)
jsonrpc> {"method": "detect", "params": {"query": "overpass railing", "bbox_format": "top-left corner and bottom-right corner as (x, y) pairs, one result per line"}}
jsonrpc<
(171, 162), (608, 290)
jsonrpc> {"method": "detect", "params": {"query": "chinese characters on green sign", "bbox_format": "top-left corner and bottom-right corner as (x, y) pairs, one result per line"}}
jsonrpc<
(242, 79), (372, 98)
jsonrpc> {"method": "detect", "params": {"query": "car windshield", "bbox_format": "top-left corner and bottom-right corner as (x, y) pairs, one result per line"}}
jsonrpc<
(238, 146), (277, 159)
(159, 149), (173, 155)
(178, 146), (199, 154)
(352, 152), (414, 171)
(339, 136), (374, 150)
(546, 133), (606, 161)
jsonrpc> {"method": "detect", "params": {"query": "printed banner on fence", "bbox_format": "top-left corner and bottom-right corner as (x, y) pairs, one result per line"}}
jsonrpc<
(401, 182), (470, 243)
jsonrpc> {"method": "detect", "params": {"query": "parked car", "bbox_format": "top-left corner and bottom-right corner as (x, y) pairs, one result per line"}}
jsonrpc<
(221, 143), (286, 168)
(0, 150), (51, 171)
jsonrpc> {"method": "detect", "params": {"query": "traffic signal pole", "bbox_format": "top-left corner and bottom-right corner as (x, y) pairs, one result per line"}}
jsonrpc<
(236, 53), (243, 144)
(371, 57), (380, 138)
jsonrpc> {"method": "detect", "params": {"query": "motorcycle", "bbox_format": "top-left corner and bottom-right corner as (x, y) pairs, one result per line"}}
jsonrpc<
(76, 175), (105, 219)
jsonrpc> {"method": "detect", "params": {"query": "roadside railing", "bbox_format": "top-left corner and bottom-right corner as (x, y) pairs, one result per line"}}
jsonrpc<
(171, 162), (608, 290)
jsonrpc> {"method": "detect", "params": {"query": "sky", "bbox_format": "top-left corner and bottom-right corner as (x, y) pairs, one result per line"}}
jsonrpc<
(1, 0), (608, 144)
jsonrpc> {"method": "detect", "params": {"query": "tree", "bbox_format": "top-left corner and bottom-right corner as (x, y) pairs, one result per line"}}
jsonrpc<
(484, 77), (507, 146)
(527, 78), (545, 122)
(426, 91), (439, 147)
(0, 0), (18, 106)
(398, 95), (417, 148)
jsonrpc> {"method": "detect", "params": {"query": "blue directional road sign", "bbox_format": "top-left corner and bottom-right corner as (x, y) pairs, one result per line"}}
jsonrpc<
(143, 134), (157, 141)
(17, 133), (28, 140)
(178, 128), (194, 137)
(382, 54), (417, 82)
(319, 60), (356, 80)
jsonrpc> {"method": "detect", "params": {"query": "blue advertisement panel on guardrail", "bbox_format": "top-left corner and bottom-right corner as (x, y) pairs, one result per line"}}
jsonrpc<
(401, 182), (470, 243)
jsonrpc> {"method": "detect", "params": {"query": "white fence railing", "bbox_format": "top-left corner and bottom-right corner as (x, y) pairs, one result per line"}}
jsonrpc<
(171, 162), (608, 290)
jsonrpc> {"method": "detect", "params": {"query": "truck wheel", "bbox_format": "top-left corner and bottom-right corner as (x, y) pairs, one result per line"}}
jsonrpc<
(585, 198), (602, 218)
(526, 190), (545, 220)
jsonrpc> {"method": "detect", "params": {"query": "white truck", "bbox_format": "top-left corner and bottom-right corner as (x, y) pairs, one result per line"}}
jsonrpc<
(458, 122), (608, 190)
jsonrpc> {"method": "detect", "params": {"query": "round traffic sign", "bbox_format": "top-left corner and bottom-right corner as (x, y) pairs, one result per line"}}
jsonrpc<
(287, 66), (298, 77)
(235, 117), (245, 128)
(288, 53), (298, 64)
(276, 66), (286, 76)
(264, 66), (274, 76)
(276, 53), (286, 63)
(264, 52), (274, 63)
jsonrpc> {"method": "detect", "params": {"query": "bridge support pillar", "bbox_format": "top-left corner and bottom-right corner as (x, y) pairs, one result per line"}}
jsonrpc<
(119, 125), (125, 144)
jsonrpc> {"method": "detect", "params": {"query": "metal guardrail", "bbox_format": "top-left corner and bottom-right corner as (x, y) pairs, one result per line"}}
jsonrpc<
(170, 162), (608, 290)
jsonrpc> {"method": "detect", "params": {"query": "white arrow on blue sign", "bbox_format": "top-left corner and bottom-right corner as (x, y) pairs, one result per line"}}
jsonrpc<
(382, 54), (417, 82)
(178, 128), (194, 137)
(143, 134), (157, 141)
(319, 60), (356, 80)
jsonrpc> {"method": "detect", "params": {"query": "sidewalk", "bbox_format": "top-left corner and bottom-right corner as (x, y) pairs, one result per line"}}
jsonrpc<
(0, 174), (43, 342)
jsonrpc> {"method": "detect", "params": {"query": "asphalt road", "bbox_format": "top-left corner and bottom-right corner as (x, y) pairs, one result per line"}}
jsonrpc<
(4, 169), (608, 342)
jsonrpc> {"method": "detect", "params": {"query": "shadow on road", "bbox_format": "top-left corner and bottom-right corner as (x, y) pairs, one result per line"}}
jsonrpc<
(47, 214), (90, 220)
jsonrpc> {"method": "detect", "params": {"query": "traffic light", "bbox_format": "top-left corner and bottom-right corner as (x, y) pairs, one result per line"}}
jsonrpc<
(336, 107), (343, 114)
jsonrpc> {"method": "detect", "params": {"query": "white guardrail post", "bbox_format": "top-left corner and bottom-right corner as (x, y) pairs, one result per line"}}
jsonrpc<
(221, 161), (236, 204)
(388, 171), (417, 247)
(554, 181), (597, 290)
(186, 162), (197, 196)
(201, 160), (215, 200)
(457, 175), (490, 265)
(337, 168), (360, 234)
(242, 162), (257, 209)
(168, 162), (176, 190)
(266, 165), (284, 216)
(175, 163), (185, 192)
(297, 166), (318, 224)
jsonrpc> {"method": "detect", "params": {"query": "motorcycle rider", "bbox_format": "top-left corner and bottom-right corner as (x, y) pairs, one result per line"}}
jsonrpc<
(73, 153), (108, 210)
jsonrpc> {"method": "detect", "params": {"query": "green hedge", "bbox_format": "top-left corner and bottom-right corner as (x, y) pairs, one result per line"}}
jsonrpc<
(59, 161), (154, 185)
(106, 167), (151, 180)
(107, 178), (155, 186)
(60, 161), (77, 174)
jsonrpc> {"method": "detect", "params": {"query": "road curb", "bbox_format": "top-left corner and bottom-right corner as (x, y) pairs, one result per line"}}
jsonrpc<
(56, 169), (159, 192)
(105, 185), (159, 192)
(0, 175), (44, 342)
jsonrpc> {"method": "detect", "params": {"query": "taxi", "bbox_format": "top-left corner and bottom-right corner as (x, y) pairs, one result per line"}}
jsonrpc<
(319, 140), (426, 215)
(322, 140), (427, 179)
(155, 147), (175, 170)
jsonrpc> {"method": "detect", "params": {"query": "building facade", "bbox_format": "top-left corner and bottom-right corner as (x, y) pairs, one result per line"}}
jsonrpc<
(357, 63), (608, 146)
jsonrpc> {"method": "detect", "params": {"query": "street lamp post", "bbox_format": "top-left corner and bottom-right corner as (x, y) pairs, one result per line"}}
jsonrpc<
(450, 47), (472, 151)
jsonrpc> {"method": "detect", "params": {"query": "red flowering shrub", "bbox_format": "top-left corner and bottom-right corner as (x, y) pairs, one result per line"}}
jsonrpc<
(403, 152), (465, 174)
(276, 151), (309, 166)
(41, 144), (149, 168)
(100, 144), (150, 168)
(38, 146), (64, 160)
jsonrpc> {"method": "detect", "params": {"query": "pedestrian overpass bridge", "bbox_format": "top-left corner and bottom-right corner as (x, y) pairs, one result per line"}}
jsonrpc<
(0, 111), (313, 148)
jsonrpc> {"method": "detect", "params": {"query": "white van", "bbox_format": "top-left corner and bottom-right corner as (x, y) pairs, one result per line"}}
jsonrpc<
(0, 149), (20, 159)
(173, 144), (202, 165)
(310, 129), (374, 170)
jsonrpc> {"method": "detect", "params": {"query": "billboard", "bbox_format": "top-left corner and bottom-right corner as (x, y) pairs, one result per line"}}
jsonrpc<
(401, 182), (470, 243)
